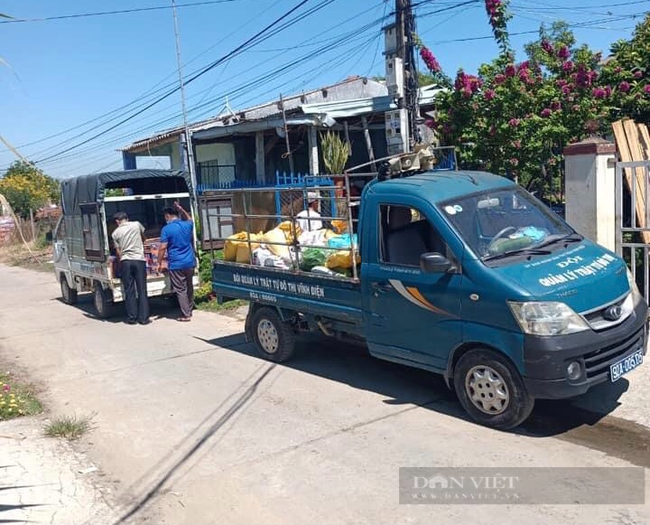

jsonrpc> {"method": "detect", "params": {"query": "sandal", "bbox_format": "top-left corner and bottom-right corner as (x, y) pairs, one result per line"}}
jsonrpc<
(177, 317), (192, 322)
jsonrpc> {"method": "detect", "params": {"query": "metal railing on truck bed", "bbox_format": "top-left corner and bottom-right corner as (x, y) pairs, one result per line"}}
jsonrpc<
(199, 146), (457, 283)
(201, 172), (369, 281)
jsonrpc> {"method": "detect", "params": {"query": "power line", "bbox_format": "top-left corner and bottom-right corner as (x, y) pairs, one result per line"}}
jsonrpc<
(28, 0), (329, 160)
(0, 0), (253, 24)
(8, 0), (371, 158)
(512, 9), (648, 30)
(33, 0), (324, 164)
(34, 0), (341, 163)
(37, 13), (390, 170)
(34, 0), (387, 168)
(513, 0), (650, 11)
(417, 0), (482, 17)
(12, 0), (288, 156)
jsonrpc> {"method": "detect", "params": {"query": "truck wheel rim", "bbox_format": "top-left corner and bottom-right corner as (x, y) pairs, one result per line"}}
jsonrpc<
(257, 319), (279, 354)
(465, 365), (509, 415)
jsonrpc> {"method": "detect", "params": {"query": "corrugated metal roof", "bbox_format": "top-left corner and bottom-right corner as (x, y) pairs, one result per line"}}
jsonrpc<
(300, 84), (445, 118)
(120, 127), (184, 152)
(122, 76), (387, 152)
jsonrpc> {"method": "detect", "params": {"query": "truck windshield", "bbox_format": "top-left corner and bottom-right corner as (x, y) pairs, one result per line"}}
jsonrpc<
(439, 186), (574, 262)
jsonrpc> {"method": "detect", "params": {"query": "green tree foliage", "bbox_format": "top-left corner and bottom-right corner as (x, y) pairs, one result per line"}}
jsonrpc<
(423, 14), (650, 199)
(601, 14), (650, 122)
(0, 161), (60, 217)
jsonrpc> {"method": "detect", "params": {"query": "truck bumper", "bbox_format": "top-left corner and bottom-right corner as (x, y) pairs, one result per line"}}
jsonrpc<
(522, 296), (648, 399)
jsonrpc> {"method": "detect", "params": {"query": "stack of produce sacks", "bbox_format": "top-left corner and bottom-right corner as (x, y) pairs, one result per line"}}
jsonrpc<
(298, 219), (359, 276)
(224, 222), (301, 269)
(224, 231), (264, 263)
(224, 218), (359, 277)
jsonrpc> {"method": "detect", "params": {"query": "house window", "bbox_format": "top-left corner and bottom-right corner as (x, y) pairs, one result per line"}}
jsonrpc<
(80, 203), (104, 261)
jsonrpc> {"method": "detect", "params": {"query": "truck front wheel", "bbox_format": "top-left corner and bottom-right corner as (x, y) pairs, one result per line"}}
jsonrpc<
(453, 348), (534, 430)
(251, 307), (295, 363)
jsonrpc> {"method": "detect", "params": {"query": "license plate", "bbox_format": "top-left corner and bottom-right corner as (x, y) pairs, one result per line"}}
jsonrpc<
(610, 350), (644, 382)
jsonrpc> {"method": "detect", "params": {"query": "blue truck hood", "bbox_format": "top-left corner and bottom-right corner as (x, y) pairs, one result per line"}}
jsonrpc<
(494, 240), (629, 313)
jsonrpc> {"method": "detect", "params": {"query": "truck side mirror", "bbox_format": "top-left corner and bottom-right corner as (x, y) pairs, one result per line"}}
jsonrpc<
(421, 252), (453, 273)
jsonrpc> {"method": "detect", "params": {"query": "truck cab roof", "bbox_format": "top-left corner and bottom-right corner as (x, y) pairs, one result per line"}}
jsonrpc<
(367, 170), (515, 204)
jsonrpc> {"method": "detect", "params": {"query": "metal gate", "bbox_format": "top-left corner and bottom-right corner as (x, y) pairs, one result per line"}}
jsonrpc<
(615, 160), (650, 303)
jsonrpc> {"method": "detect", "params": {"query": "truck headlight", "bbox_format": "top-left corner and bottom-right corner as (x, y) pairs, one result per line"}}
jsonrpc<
(627, 269), (641, 298)
(508, 301), (589, 336)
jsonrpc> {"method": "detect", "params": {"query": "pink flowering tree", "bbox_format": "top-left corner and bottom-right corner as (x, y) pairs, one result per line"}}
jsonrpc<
(414, 35), (451, 87)
(432, 23), (612, 197)
(485, 0), (512, 54)
(601, 14), (650, 122)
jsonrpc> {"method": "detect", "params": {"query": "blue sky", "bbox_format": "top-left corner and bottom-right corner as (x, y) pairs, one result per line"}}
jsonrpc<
(1, 0), (647, 178)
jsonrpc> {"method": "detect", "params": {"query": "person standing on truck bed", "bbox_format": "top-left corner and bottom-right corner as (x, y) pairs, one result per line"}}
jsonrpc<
(157, 202), (196, 322)
(296, 191), (323, 233)
(111, 212), (150, 325)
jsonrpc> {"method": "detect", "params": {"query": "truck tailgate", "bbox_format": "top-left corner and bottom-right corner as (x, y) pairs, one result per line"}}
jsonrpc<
(212, 262), (362, 324)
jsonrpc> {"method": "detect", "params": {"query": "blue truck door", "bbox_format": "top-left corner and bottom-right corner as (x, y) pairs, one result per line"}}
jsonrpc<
(362, 203), (463, 371)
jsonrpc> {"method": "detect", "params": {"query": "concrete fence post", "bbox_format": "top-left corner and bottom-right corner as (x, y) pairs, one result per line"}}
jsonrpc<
(564, 137), (617, 252)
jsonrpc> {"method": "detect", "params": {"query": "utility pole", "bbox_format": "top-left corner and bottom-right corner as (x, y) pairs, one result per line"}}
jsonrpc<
(402, 0), (421, 147)
(384, 0), (419, 155)
(171, 0), (197, 192)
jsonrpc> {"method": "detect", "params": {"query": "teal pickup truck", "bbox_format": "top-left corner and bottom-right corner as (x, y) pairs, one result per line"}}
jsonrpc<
(211, 161), (647, 429)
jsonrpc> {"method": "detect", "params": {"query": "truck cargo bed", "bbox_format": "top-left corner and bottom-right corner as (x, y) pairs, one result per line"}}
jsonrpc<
(212, 261), (363, 324)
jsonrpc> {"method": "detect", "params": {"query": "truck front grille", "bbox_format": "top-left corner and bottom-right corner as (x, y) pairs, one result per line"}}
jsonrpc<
(583, 327), (644, 381)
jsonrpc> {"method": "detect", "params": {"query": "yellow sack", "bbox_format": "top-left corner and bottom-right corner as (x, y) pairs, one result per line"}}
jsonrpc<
(326, 250), (360, 269)
(224, 232), (262, 262)
(264, 227), (292, 261)
(331, 219), (348, 234)
(277, 220), (301, 242)
(236, 242), (259, 263)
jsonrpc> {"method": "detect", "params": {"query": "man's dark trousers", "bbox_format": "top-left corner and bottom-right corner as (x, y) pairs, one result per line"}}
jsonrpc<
(169, 267), (194, 318)
(121, 260), (149, 323)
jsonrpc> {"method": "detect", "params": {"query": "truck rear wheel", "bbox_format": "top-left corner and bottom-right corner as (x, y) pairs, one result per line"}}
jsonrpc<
(453, 348), (534, 430)
(251, 307), (295, 363)
(93, 283), (115, 319)
(60, 275), (78, 305)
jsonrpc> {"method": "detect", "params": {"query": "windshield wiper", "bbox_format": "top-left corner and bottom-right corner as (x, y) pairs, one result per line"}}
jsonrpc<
(531, 232), (583, 250)
(483, 247), (552, 262)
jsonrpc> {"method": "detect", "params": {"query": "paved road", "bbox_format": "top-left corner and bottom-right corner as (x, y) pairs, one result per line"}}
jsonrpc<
(0, 264), (649, 525)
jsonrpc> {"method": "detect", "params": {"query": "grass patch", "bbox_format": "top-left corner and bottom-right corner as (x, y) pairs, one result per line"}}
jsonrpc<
(0, 372), (42, 420)
(194, 280), (247, 313)
(0, 242), (53, 273)
(45, 415), (92, 440)
(196, 298), (247, 313)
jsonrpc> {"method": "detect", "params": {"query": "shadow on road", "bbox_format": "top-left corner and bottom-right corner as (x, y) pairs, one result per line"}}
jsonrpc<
(112, 362), (276, 525)
(109, 332), (648, 522)
(198, 332), (634, 441)
(55, 295), (180, 324)
(0, 466), (46, 523)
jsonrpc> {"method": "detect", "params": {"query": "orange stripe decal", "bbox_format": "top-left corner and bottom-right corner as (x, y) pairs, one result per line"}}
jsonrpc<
(406, 287), (451, 316)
